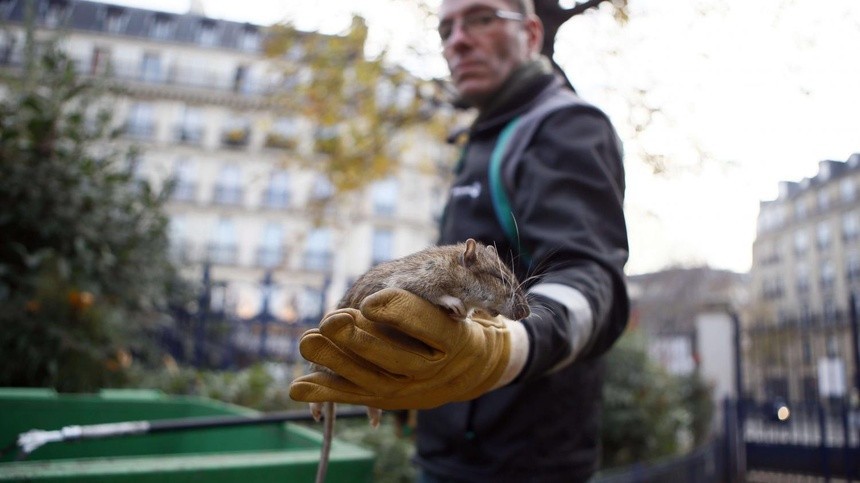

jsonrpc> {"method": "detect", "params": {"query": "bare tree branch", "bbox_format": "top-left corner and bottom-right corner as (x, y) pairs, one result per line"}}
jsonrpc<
(534, 0), (620, 92)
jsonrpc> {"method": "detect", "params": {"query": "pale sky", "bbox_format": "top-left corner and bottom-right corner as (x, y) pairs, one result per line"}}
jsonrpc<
(93, 0), (860, 275)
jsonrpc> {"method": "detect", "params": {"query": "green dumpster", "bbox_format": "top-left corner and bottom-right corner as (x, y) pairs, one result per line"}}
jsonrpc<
(0, 388), (374, 482)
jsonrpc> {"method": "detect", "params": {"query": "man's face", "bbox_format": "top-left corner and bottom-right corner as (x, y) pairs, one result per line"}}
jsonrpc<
(439, 0), (541, 107)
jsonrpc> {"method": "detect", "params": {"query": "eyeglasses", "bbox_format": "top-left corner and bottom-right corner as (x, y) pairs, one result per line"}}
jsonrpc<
(438, 8), (525, 44)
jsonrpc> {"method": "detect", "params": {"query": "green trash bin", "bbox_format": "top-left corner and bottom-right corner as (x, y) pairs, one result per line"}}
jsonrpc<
(0, 388), (374, 482)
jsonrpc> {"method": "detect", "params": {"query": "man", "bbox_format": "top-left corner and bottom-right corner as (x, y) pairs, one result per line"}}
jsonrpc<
(290, 0), (628, 481)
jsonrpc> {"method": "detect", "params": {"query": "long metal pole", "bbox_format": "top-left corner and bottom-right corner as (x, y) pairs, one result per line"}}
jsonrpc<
(7, 407), (368, 460)
(729, 310), (747, 482)
(849, 293), (860, 405)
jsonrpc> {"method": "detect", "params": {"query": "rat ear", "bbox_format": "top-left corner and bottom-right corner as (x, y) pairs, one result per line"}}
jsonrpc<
(461, 238), (478, 268)
(486, 244), (498, 257)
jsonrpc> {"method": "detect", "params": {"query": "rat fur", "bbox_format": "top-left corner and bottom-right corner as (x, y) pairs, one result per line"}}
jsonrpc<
(310, 238), (530, 483)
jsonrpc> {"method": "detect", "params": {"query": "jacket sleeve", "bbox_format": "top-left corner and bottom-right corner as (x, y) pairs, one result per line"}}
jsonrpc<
(512, 105), (629, 381)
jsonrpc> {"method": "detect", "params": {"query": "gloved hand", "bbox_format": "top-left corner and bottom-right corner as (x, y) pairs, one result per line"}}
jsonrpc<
(289, 288), (529, 411)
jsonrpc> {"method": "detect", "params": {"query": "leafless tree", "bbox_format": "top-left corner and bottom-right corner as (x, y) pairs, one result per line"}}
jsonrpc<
(534, 0), (629, 91)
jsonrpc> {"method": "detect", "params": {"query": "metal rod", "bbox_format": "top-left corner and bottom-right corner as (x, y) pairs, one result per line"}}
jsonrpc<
(7, 406), (368, 461)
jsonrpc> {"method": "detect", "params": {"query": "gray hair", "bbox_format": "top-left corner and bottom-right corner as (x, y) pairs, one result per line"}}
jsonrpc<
(506, 0), (536, 15)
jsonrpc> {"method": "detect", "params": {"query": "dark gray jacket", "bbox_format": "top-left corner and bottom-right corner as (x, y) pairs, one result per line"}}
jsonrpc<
(415, 66), (629, 483)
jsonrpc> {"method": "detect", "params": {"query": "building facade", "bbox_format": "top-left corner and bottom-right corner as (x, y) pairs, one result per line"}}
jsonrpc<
(1, 0), (456, 359)
(748, 153), (860, 401)
(627, 267), (749, 376)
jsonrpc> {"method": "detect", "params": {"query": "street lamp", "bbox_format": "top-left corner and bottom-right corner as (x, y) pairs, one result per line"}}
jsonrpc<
(257, 270), (276, 360)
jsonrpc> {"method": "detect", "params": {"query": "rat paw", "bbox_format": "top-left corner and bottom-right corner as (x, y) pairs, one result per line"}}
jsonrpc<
(367, 407), (382, 428)
(437, 295), (466, 318)
(309, 402), (324, 422)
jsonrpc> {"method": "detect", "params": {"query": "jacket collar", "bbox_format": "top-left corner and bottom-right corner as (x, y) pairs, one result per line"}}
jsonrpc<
(469, 57), (558, 135)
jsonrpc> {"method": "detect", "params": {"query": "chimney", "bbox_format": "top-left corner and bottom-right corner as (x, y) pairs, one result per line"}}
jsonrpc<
(778, 181), (799, 200)
(188, 0), (206, 16)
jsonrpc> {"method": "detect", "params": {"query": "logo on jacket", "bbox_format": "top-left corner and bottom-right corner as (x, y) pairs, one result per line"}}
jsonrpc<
(450, 181), (481, 199)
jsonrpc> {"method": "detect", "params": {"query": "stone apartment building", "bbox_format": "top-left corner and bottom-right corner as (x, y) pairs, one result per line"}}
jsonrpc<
(1, 0), (456, 358)
(748, 153), (860, 401)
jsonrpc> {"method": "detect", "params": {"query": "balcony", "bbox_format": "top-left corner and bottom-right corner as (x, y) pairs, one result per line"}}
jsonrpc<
(174, 125), (205, 146)
(123, 121), (156, 141)
(101, 57), (270, 95)
(221, 128), (250, 148)
(264, 133), (298, 151)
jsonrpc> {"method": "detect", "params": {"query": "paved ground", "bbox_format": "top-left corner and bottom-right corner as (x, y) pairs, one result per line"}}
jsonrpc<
(747, 470), (853, 482)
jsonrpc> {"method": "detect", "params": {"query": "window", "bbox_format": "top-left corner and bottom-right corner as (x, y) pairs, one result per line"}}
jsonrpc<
(761, 278), (783, 300)
(314, 124), (339, 154)
(240, 27), (260, 51)
(44, 1), (69, 28)
(757, 241), (780, 265)
(795, 201), (808, 221)
(303, 228), (332, 271)
(222, 116), (250, 147)
(817, 190), (830, 212)
(177, 105), (204, 144)
(371, 178), (398, 217)
(820, 260), (835, 290)
(266, 117), (299, 149)
(759, 205), (787, 232)
(263, 170), (291, 208)
(209, 219), (238, 265)
(213, 164), (243, 205)
(816, 222), (831, 250)
(257, 223), (284, 267)
(372, 229), (394, 265)
(151, 14), (175, 40)
(125, 102), (155, 139)
(841, 178), (856, 203)
(140, 52), (163, 83)
(168, 216), (193, 263)
(847, 254), (860, 280)
(311, 176), (334, 201)
(171, 158), (197, 202)
(793, 229), (808, 256)
(0, 30), (14, 65)
(843, 212), (859, 243)
(198, 20), (217, 46)
(90, 46), (111, 75)
(796, 264), (810, 293)
(233, 65), (256, 94)
(105, 7), (128, 33)
(823, 298), (838, 321)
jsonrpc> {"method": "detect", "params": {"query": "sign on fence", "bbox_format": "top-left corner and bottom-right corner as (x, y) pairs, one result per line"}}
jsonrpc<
(817, 357), (846, 397)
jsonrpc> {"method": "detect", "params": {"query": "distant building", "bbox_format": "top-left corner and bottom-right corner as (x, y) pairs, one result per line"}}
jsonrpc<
(1, 0), (456, 358)
(627, 267), (748, 375)
(748, 153), (860, 401)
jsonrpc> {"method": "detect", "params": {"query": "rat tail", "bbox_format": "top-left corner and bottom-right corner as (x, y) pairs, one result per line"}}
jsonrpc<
(316, 402), (336, 483)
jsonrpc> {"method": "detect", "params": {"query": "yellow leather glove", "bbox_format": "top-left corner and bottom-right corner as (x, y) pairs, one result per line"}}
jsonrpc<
(289, 288), (528, 411)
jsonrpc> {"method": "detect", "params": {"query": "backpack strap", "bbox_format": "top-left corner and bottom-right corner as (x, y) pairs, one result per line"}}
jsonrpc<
(487, 89), (586, 265)
(488, 116), (525, 259)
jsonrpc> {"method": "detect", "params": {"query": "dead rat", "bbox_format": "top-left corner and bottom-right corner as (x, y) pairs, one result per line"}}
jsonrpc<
(308, 238), (530, 483)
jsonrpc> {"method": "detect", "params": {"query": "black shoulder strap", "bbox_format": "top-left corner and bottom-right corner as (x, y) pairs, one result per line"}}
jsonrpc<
(488, 90), (586, 263)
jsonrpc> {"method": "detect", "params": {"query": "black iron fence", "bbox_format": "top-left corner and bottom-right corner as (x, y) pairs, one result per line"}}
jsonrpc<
(160, 266), (322, 371)
(727, 295), (860, 480)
